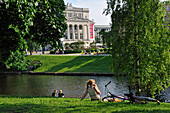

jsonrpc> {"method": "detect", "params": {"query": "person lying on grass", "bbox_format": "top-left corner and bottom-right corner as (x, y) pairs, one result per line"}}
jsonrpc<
(80, 79), (120, 102)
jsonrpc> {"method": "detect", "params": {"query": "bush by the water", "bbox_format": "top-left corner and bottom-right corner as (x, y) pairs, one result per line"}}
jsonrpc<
(5, 50), (28, 71)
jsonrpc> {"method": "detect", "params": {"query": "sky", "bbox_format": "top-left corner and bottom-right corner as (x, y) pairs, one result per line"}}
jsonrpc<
(63, 0), (168, 25)
(63, 0), (111, 25)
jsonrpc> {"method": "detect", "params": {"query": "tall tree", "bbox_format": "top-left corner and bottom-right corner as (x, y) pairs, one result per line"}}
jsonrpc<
(28, 0), (67, 54)
(0, 1), (26, 69)
(99, 29), (107, 45)
(104, 0), (170, 96)
(0, 0), (67, 69)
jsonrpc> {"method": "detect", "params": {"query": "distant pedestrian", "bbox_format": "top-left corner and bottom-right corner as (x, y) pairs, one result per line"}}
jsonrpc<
(97, 48), (99, 56)
(81, 49), (84, 55)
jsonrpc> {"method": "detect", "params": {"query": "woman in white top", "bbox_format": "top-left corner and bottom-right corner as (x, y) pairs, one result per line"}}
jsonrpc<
(81, 79), (102, 101)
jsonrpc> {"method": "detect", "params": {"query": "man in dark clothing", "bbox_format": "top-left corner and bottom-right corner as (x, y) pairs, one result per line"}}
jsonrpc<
(58, 90), (64, 97)
(52, 90), (57, 97)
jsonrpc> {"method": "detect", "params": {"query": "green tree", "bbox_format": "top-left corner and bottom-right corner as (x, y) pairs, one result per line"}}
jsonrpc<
(0, 0), (67, 70)
(29, 0), (67, 54)
(6, 50), (28, 71)
(70, 41), (85, 50)
(99, 29), (107, 45)
(105, 0), (170, 96)
(0, 1), (27, 70)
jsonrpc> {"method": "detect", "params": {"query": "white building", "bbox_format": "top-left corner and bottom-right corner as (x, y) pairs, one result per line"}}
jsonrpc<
(94, 25), (111, 47)
(63, 3), (95, 48)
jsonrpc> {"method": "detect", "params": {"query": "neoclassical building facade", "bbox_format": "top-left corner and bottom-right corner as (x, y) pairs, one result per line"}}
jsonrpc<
(63, 3), (95, 48)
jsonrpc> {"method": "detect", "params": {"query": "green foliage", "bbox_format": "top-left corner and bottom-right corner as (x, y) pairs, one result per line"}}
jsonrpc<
(105, 0), (170, 95)
(50, 50), (55, 54)
(0, 1), (26, 63)
(33, 62), (42, 70)
(0, 96), (170, 113)
(28, 0), (67, 49)
(5, 50), (27, 71)
(85, 49), (90, 52)
(69, 41), (85, 50)
(64, 50), (81, 54)
(104, 48), (108, 52)
(90, 42), (96, 49)
(0, 0), (67, 66)
(91, 49), (96, 52)
(64, 43), (70, 50)
(99, 29), (108, 45)
(95, 36), (101, 43)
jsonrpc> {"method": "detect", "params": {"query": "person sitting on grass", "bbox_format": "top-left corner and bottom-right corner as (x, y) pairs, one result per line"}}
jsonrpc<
(58, 90), (64, 98)
(80, 79), (120, 102)
(52, 89), (58, 97)
(81, 79), (102, 101)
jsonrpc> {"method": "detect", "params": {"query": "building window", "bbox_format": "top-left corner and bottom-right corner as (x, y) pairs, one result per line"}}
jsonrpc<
(68, 13), (72, 17)
(70, 33), (72, 39)
(78, 14), (81, 18)
(80, 33), (83, 39)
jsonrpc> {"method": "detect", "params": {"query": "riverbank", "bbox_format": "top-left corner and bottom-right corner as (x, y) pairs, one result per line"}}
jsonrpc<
(0, 71), (116, 76)
(26, 55), (113, 73)
(0, 55), (116, 76)
(0, 96), (169, 113)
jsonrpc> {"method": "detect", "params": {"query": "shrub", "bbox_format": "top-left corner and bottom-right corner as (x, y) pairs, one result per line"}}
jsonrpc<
(50, 50), (56, 54)
(104, 48), (108, 52)
(6, 50), (28, 71)
(85, 49), (89, 52)
(100, 49), (103, 52)
(33, 62), (42, 70)
(64, 50), (81, 54)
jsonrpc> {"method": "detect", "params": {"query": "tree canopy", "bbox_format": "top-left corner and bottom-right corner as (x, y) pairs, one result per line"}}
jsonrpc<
(104, 0), (170, 96)
(0, 0), (67, 68)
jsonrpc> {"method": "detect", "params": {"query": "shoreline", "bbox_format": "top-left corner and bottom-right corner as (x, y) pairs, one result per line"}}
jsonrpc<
(0, 71), (126, 76)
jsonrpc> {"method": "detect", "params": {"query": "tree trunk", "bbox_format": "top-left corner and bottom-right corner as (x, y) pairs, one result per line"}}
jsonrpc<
(30, 51), (32, 55)
(134, 0), (141, 96)
(42, 47), (45, 54)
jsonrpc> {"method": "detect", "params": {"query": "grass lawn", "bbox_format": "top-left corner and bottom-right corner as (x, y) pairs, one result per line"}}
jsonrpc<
(0, 96), (169, 113)
(26, 55), (113, 73)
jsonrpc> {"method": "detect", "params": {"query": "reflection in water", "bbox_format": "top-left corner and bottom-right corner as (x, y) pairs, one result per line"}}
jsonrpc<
(0, 74), (129, 98)
(0, 74), (169, 102)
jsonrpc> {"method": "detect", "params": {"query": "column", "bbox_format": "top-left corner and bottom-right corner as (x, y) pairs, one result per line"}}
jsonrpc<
(77, 25), (80, 40)
(87, 24), (90, 40)
(82, 25), (85, 40)
(67, 24), (70, 40)
(72, 24), (75, 40)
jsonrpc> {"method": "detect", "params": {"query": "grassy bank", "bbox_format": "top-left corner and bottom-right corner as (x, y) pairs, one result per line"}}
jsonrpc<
(0, 96), (169, 113)
(26, 55), (113, 73)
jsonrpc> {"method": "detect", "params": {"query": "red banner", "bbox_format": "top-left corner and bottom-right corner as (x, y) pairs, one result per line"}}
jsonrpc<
(89, 23), (93, 39)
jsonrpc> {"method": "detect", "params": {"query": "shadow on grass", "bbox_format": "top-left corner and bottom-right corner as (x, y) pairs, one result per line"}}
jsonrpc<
(47, 56), (112, 73)
(0, 99), (169, 113)
(96, 102), (170, 113)
(0, 103), (68, 112)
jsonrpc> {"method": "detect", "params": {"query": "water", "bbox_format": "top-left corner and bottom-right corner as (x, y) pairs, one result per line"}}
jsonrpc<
(0, 74), (169, 102)
(0, 74), (128, 98)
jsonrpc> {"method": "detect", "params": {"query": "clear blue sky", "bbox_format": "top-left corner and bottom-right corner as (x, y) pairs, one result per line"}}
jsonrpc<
(63, 0), (111, 25)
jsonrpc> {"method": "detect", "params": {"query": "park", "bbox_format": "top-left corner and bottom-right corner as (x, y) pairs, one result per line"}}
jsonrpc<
(0, 0), (170, 112)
